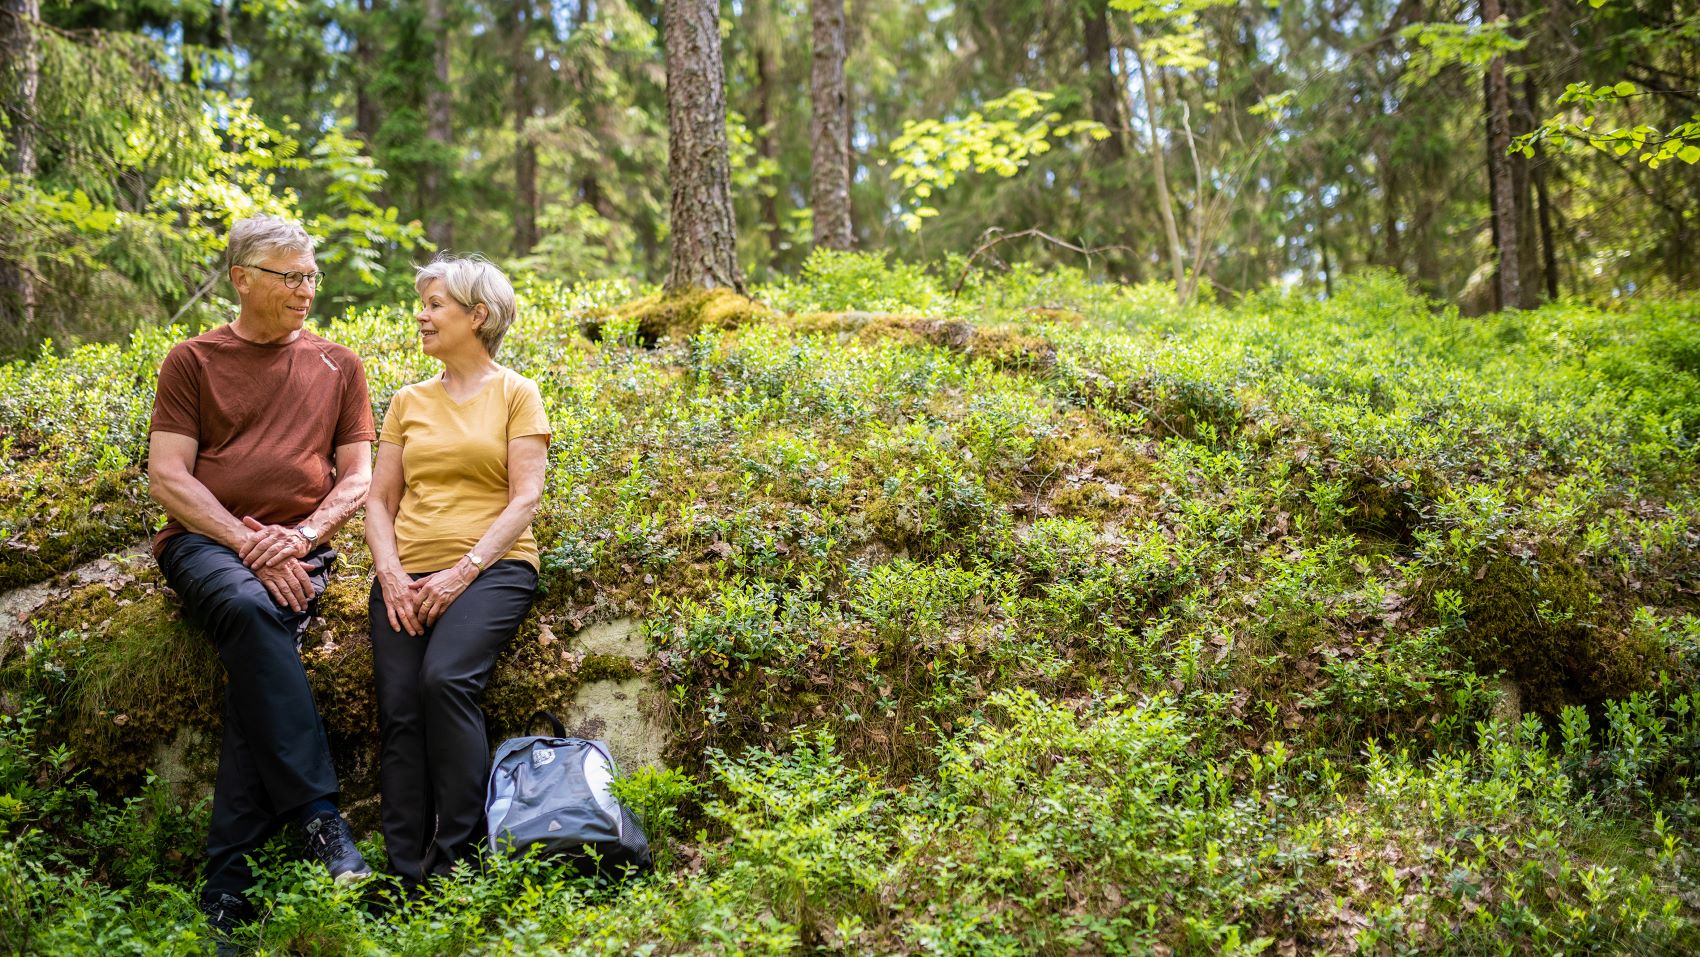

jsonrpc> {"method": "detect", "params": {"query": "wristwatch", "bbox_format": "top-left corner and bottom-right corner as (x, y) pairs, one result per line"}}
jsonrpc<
(298, 524), (319, 547)
(466, 551), (486, 572)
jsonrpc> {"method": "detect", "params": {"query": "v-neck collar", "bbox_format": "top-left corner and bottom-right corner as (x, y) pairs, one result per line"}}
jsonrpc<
(436, 369), (501, 407)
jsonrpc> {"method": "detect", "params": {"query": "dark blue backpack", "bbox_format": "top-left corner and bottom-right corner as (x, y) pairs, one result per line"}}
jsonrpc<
(485, 712), (652, 877)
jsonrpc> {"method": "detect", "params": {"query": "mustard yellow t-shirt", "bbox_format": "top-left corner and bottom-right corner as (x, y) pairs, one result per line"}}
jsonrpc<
(379, 367), (551, 573)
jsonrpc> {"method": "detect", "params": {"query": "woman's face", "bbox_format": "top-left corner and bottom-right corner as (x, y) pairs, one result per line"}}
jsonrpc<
(416, 278), (485, 359)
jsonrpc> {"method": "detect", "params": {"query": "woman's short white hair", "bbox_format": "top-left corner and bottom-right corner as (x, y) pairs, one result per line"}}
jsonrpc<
(226, 215), (314, 270)
(415, 255), (517, 357)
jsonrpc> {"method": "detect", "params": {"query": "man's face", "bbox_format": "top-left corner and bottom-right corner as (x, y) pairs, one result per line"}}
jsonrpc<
(232, 250), (318, 331)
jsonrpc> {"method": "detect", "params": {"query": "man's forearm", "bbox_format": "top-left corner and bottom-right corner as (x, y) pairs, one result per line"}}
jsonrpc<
(301, 472), (370, 540)
(151, 471), (250, 551)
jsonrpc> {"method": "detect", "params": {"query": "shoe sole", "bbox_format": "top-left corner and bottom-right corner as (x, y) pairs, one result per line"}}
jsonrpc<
(333, 867), (375, 885)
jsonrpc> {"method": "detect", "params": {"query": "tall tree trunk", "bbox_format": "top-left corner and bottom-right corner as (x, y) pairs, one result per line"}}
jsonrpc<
(354, 0), (381, 147)
(510, 0), (538, 256)
(571, 0), (615, 222)
(1509, 90), (1538, 306)
(422, 0), (454, 251)
(809, 0), (852, 250)
(1316, 186), (1334, 299)
(216, 0), (233, 52)
(663, 0), (742, 292)
(1381, 159), (1401, 269)
(1533, 161), (1558, 299)
(1081, 0), (1124, 160)
(750, 0), (782, 268)
(1, 0), (40, 337)
(1129, 37), (1186, 296)
(1524, 75), (1559, 300)
(1482, 0), (1521, 310)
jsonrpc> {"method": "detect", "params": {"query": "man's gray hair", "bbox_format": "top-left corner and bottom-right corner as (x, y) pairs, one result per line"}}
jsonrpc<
(226, 215), (315, 270)
(415, 255), (518, 357)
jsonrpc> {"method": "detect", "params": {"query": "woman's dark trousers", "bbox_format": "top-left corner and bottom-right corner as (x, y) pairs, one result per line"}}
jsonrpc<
(157, 533), (339, 901)
(370, 560), (538, 883)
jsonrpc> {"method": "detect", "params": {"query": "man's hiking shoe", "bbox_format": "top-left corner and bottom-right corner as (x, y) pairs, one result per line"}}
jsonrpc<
(200, 891), (251, 957)
(303, 811), (374, 884)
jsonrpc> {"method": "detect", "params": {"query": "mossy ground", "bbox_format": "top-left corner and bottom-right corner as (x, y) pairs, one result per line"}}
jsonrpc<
(3, 260), (1700, 954)
(583, 287), (773, 346)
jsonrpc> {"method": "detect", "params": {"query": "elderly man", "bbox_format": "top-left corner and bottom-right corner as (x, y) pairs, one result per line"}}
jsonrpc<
(148, 216), (375, 942)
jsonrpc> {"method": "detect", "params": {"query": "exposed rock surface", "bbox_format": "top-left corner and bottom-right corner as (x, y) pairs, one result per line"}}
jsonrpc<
(561, 617), (668, 772)
(0, 542), (152, 649)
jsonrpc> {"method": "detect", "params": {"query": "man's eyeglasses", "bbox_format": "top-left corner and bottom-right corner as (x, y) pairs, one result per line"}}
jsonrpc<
(243, 264), (326, 291)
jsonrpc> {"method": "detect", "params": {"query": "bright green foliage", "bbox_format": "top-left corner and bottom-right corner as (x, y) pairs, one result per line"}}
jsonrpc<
(1110, 0), (1240, 69)
(2, 259), (1699, 952)
(1515, 81), (1700, 169)
(1400, 17), (1529, 85)
(887, 89), (1108, 232)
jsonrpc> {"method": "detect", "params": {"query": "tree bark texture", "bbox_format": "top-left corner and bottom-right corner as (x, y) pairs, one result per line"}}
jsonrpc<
(1081, 0), (1125, 160)
(354, 0), (381, 147)
(1, 0), (40, 334)
(1482, 0), (1521, 311)
(810, 0), (852, 250)
(1523, 74), (1559, 300)
(750, 0), (782, 267)
(664, 0), (743, 292)
(1508, 77), (1538, 307)
(423, 0), (455, 252)
(510, 0), (539, 256)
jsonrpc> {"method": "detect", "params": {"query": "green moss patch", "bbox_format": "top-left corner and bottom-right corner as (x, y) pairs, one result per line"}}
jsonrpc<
(1450, 546), (1667, 713)
(17, 575), (220, 785)
(585, 288), (773, 346)
(776, 311), (1057, 372)
(0, 467), (153, 590)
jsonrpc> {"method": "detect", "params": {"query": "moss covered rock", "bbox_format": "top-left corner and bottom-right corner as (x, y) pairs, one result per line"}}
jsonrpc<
(0, 467), (153, 590)
(586, 288), (773, 346)
(5, 546), (669, 813)
(1450, 546), (1666, 714)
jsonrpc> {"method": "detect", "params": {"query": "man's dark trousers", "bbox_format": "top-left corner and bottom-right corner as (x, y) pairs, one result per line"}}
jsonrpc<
(159, 532), (339, 900)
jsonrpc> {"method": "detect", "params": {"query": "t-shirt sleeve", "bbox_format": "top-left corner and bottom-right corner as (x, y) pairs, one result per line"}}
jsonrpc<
(508, 376), (551, 440)
(150, 344), (201, 439)
(378, 389), (407, 446)
(335, 351), (378, 446)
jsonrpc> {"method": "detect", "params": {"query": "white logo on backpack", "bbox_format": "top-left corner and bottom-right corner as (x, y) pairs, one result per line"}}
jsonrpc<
(533, 748), (556, 768)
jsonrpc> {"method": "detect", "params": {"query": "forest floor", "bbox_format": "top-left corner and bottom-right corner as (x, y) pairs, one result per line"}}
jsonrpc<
(2, 255), (1698, 955)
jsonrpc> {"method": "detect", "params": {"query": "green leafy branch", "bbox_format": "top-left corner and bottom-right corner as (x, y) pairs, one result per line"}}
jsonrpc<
(1399, 17), (1528, 87)
(885, 88), (1108, 232)
(1513, 82), (1700, 168)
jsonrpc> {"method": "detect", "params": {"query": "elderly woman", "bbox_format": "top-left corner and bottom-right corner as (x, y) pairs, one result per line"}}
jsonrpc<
(366, 255), (550, 887)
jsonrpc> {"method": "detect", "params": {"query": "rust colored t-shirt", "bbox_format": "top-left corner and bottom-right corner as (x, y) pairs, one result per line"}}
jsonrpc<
(148, 324), (376, 556)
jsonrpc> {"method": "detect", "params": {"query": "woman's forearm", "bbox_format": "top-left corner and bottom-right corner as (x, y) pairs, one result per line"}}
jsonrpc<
(364, 505), (406, 572)
(466, 496), (540, 569)
(462, 435), (548, 573)
(366, 442), (410, 574)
